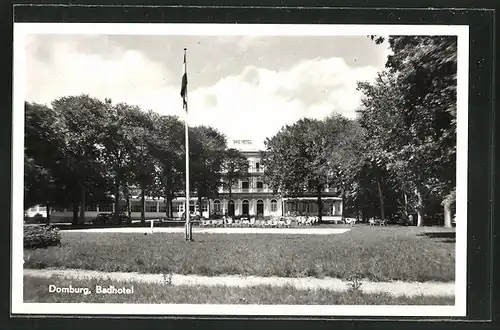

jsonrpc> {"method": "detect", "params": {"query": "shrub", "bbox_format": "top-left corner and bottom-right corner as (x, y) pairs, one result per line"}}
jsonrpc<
(24, 225), (61, 249)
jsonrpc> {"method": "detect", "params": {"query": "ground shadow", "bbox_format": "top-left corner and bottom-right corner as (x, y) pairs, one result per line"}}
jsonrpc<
(41, 221), (187, 231)
(419, 231), (456, 243)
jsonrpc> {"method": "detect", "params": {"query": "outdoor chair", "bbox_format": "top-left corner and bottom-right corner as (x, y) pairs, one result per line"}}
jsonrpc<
(285, 218), (292, 228)
(369, 218), (376, 226)
(242, 219), (250, 227)
(250, 217), (256, 227)
(277, 218), (286, 227)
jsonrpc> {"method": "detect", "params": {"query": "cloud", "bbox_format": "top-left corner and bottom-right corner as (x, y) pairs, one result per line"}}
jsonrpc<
(26, 37), (177, 113)
(186, 57), (378, 146)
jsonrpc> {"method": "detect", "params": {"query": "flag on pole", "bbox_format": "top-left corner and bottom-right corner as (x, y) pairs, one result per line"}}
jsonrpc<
(180, 50), (188, 109)
(181, 48), (192, 241)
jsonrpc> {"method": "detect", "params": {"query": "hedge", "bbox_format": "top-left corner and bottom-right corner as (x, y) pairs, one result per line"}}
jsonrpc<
(24, 225), (61, 249)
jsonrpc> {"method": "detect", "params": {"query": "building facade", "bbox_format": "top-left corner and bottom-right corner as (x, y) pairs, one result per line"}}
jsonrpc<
(208, 140), (343, 220)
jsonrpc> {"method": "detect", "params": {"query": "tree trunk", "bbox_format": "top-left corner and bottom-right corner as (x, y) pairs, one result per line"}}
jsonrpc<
(404, 192), (409, 218)
(198, 193), (203, 219)
(169, 197), (174, 218)
(72, 203), (79, 225)
(340, 188), (346, 221)
(45, 204), (51, 226)
(443, 199), (452, 228)
(317, 185), (323, 223)
(140, 187), (146, 225)
(126, 195), (131, 219)
(376, 178), (385, 220)
(114, 181), (120, 223)
(228, 186), (232, 216)
(79, 183), (86, 225)
(416, 186), (424, 227)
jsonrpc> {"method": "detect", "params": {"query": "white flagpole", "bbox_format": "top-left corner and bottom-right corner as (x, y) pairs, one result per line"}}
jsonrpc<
(183, 48), (192, 241)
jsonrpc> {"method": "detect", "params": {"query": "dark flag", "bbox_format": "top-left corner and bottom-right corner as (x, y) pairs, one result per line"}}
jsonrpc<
(180, 50), (188, 109)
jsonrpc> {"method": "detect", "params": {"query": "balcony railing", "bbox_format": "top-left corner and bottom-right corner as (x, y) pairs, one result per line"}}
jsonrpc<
(222, 187), (271, 193)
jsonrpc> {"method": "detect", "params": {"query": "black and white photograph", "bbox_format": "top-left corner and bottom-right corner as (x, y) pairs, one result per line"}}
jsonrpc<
(12, 23), (468, 317)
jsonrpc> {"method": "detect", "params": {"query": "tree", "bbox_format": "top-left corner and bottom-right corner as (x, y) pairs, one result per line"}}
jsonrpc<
(323, 115), (367, 221)
(24, 102), (62, 222)
(125, 109), (158, 224)
(359, 36), (457, 226)
(262, 118), (333, 222)
(25, 101), (110, 224)
(190, 126), (227, 218)
(98, 101), (138, 224)
(221, 148), (249, 207)
(51, 95), (109, 225)
(148, 114), (185, 218)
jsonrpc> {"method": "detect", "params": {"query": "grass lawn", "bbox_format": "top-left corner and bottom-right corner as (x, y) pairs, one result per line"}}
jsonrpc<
(24, 225), (455, 282)
(24, 275), (454, 305)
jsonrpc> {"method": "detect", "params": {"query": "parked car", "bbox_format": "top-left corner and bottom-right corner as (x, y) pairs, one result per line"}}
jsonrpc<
(93, 213), (111, 225)
(111, 212), (132, 225)
(24, 212), (45, 224)
(93, 212), (131, 225)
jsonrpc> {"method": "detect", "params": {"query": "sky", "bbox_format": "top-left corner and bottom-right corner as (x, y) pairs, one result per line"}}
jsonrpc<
(25, 34), (391, 149)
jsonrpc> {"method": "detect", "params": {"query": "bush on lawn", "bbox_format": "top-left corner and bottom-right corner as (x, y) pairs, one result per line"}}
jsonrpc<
(24, 225), (61, 249)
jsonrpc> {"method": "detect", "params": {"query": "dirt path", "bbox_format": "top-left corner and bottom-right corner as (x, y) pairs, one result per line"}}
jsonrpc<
(64, 227), (351, 235)
(24, 268), (455, 297)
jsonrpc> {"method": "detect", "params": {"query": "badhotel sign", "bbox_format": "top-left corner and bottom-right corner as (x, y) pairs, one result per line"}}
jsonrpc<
(233, 140), (253, 144)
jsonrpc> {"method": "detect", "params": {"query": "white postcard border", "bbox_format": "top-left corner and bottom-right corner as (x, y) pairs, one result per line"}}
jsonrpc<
(12, 23), (469, 317)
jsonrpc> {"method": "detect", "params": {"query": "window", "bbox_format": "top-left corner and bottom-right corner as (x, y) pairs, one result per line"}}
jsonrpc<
(131, 201), (142, 212)
(146, 201), (157, 212)
(256, 181), (263, 189)
(242, 200), (249, 215)
(255, 162), (260, 171)
(202, 202), (208, 212)
(257, 200), (264, 215)
(228, 200), (235, 216)
(99, 204), (113, 212)
(241, 181), (249, 189)
(189, 201), (196, 213)
(86, 204), (97, 212)
(174, 203), (184, 213)
(213, 200), (221, 212)
(271, 199), (278, 212)
(159, 202), (167, 213)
